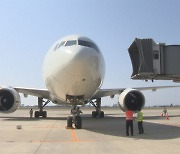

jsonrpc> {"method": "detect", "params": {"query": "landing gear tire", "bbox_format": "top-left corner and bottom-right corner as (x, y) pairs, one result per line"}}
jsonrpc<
(74, 116), (82, 129)
(92, 111), (98, 118)
(92, 111), (104, 118)
(100, 111), (104, 118)
(35, 111), (39, 118)
(67, 116), (73, 128)
(42, 111), (47, 118)
(34, 111), (47, 118)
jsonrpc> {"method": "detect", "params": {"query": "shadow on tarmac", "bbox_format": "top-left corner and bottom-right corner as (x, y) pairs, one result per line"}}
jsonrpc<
(0, 116), (67, 121)
(1, 114), (180, 140)
(82, 115), (180, 140)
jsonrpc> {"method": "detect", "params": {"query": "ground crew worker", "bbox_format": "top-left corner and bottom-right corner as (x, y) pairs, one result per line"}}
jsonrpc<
(163, 107), (167, 116)
(125, 110), (133, 136)
(136, 109), (144, 134)
(29, 108), (33, 118)
(76, 107), (82, 116)
(71, 107), (82, 116)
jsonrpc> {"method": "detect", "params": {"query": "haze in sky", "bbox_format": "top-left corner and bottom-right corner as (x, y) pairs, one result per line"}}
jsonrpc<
(0, 0), (180, 106)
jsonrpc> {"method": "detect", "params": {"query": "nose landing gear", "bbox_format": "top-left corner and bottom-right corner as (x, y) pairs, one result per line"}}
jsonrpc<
(66, 95), (84, 129)
(67, 106), (82, 129)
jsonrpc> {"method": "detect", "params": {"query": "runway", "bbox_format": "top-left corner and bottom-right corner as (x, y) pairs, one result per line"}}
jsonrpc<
(0, 107), (180, 154)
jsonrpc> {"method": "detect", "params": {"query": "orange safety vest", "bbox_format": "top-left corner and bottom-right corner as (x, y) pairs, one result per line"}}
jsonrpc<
(126, 110), (133, 120)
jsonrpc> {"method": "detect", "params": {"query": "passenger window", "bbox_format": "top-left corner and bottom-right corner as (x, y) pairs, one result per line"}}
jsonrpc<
(65, 40), (77, 46)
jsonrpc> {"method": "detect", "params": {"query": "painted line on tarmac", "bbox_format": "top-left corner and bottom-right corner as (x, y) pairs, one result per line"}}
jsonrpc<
(71, 129), (79, 142)
(33, 126), (64, 129)
(31, 140), (97, 143)
(31, 128), (97, 143)
(31, 126), (97, 143)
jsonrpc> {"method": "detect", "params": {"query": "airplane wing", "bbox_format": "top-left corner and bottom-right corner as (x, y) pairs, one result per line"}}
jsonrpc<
(14, 85), (180, 100)
(14, 87), (50, 99)
(92, 85), (180, 99)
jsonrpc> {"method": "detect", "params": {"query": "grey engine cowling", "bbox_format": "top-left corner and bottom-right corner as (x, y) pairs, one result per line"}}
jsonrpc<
(0, 87), (21, 113)
(118, 88), (145, 112)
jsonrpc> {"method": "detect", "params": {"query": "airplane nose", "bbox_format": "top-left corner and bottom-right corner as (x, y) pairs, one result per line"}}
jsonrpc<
(64, 47), (99, 76)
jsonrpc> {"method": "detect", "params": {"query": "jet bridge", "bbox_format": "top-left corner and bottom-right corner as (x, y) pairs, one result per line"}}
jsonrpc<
(128, 38), (180, 82)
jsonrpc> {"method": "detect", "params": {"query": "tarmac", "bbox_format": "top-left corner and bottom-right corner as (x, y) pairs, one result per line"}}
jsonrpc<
(0, 107), (180, 154)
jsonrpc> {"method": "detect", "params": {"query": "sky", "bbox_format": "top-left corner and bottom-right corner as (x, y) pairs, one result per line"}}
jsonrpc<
(0, 0), (180, 107)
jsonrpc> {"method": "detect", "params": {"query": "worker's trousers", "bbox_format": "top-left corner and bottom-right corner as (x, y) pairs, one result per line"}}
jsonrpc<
(126, 120), (133, 136)
(138, 121), (144, 134)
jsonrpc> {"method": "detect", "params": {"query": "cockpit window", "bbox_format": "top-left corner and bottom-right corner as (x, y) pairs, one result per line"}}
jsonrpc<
(54, 41), (65, 51)
(65, 40), (77, 46)
(78, 40), (99, 52)
(54, 43), (59, 50)
(54, 39), (100, 52)
(58, 41), (65, 48)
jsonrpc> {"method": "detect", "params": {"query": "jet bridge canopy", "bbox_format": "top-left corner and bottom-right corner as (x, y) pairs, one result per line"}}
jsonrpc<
(128, 38), (180, 82)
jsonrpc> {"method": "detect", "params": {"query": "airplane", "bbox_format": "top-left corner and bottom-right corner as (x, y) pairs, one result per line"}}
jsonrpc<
(0, 35), (179, 129)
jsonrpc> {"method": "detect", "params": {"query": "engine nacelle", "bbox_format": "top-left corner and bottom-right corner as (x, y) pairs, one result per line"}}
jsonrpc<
(118, 88), (145, 112)
(0, 87), (21, 113)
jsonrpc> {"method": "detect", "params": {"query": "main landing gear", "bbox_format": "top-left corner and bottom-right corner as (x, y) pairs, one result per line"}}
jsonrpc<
(67, 106), (82, 129)
(34, 97), (50, 118)
(90, 98), (104, 118)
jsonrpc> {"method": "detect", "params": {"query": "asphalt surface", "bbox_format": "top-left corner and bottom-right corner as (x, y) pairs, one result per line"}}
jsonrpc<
(0, 107), (180, 154)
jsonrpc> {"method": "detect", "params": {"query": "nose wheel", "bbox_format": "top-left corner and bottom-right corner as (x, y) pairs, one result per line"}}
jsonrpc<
(67, 106), (82, 129)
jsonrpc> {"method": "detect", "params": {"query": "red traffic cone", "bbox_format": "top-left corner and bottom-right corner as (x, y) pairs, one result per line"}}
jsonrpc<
(166, 113), (169, 120)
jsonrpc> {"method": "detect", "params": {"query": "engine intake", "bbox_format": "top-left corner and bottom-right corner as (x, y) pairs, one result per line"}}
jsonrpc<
(0, 87), (21, 113)
(118, 88), (145, 112)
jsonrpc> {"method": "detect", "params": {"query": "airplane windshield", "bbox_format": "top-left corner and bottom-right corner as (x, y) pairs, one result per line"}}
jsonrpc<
(58, 41), (65, 47)
(54, 41), (65, 51)
(65, 40), (77, 46)
(78, 40), (99, 52)
(54, 39), (99, 52)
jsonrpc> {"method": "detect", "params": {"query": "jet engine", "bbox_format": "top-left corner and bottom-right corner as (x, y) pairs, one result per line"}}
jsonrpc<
(0, 87), (21, 113)
(118, 88), (145, 112)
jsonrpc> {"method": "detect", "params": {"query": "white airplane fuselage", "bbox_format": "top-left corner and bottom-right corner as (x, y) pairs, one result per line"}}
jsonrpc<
(42, 35), (105, 104)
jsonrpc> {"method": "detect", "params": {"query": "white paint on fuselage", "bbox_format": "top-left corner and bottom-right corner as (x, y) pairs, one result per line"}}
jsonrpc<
(43, 35), (105, 104)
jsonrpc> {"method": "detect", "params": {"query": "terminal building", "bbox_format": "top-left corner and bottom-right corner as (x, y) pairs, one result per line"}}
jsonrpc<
(128, 38), (180, 82)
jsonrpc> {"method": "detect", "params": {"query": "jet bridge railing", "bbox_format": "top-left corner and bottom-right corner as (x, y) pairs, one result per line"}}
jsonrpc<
(128, 38), (180, 82)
